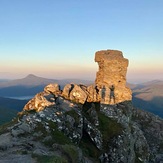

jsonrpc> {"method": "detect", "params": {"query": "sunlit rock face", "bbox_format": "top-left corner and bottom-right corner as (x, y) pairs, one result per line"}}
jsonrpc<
(62, 84), (88, 104)
(23, 92), (55, 112)
(44, 83), (61, 95)
(95, 50), (132, 104)
(24, 83), (61, 112)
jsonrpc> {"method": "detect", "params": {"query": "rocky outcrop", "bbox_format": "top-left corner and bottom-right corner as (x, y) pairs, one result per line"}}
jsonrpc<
(1, 49), (163, 163)
(23, 83), (61, 112)
(44, 83), (61, 95)
(69, 84), (88, 104)
(23, 92), (55, 112)
(95, 50), (132, 104)
(1, 96), (163, 163)
(62, 83), (100, 104)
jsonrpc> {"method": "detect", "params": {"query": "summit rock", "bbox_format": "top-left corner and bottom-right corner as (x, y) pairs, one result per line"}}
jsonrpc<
(95, 50), (132, 104)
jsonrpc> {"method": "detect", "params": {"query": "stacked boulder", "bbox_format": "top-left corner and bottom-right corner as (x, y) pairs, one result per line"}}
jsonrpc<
(95, 50), (132, 104)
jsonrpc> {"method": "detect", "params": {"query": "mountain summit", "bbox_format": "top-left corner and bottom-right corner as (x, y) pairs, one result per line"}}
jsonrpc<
(0, 50), (162, 163)
(0, 74), (57, 88)
(25, 74), (39, 79)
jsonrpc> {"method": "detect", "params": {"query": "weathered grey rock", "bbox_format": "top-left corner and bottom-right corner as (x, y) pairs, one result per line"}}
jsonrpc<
(11, 122), (31, 137)
(0, 133), (13, 150)
(84, 117), (103, 150)
(0, 154), (36, 163)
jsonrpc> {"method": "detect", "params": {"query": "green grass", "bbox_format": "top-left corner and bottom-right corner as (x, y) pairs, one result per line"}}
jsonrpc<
(65, 110), (79, 123)
(32, 154), (68, 163)
(62, 145), (79, 163)
(98, 112), (123, 150)
(0, 117), (18, 134)
(43, 121), (72, 146)
(32, 144), (79, 163)
(0, 106), (18, 125)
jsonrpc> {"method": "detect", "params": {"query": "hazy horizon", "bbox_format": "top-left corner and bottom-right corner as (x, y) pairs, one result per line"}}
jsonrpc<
(0, 1), (163, 83)
(0, 73), (163, 84)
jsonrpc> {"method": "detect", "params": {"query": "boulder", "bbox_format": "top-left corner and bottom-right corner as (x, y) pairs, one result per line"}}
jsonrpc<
(44, 83), (61, 95)
(62, 84), (74, 99)
(69, 85), (88, 104)
(11, 122), (31, 137)
(23, 92), (54, 112)
(62, 84), (88, 104)
(87, 84), (100, 102)
(95, 50), (132, 104)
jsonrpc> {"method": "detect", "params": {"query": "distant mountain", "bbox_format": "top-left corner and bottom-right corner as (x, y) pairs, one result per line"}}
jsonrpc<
(0, 74), (58, 88)
(0, 74), (93, 88)
(0, 79), (10, 83)
(0, 74), (93, 97)
(132, 80), (163, 101)
(128, 80), (163, 117)
(140, 79), (163, 86)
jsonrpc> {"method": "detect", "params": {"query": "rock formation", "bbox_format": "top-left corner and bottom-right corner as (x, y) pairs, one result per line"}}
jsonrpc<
(44, 83), (61, 95)
(0, 49), (163, 163)
(24, 83), (61, 112)
(95, 50), (132, 104)
(23, 50), (132, 112)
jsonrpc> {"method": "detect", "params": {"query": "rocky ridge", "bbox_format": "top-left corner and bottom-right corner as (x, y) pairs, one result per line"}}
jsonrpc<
(0, 50), (163, 163)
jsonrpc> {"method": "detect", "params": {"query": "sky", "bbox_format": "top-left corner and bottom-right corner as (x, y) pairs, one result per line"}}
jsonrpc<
(0, 0), (163, 83)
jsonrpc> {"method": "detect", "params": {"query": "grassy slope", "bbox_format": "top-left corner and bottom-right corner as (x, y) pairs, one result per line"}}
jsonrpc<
(0, 97), (27, 125)
(0, 106), (18, 125)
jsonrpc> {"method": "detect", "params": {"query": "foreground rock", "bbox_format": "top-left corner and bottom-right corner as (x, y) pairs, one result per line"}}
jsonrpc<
(1, 90), (163, 163)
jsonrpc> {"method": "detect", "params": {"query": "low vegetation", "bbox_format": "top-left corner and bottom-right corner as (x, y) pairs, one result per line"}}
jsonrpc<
(0, 117), (18, 134)
(32, 154), (68, 163)
(98, 112), (123, 150)
(79, 130), (100, 161)
(0, 106), (18, 125)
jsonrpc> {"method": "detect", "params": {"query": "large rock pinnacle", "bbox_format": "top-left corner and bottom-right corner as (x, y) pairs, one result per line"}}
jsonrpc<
(95, 50), (132, 104)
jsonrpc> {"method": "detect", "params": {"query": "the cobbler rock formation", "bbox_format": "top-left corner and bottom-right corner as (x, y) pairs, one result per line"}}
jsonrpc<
(95, 50), (132, 104)
(23, 50), (132, 109)
(0, 50), (163, 163)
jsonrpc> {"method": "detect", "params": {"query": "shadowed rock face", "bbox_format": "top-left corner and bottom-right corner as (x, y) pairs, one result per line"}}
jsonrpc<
(95, 50), (132, 104)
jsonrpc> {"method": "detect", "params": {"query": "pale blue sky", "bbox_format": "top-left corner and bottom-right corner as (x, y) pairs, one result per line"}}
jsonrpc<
(0, 0), (163, 83)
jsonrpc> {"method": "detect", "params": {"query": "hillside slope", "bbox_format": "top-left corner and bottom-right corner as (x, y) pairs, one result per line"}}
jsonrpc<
(0, 107), (17, 125)
(0, 74), (58, 88)
(0, 97), (28, 125)
(129, 80), (163, 117)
